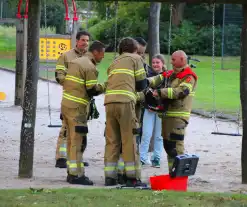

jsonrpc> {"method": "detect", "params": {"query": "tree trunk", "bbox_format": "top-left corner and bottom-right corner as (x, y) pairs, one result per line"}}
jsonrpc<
(240, 4), (247, 184)
(18, 0), (41, 178)
(148, 2), (161, 65)
(172, 3), (186, 26)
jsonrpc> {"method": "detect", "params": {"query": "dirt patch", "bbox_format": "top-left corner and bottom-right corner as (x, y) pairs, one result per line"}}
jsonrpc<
(0, 70), (246, 193)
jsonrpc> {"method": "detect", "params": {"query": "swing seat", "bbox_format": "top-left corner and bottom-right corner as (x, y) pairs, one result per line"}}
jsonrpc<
(48, 124), (62, 128)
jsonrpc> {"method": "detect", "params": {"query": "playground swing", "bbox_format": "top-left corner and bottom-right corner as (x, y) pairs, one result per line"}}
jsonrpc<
(210, 4), (242, 136)
(44, 0), (78, 128)
(45, 0), (119, 128)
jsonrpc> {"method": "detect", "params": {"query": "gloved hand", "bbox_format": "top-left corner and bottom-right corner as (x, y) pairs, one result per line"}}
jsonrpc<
(88, 99), (100, 120)
(145, 88), (159, 107)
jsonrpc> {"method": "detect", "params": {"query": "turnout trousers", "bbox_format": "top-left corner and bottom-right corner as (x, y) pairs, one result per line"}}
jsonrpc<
(61, 105), (88, 176)
(162, 117), (187, 172)
(117, 103), (142, 174)
(104, 102), (141, 180)
(56, 111), (89, 161)
(55, 120), (67, 160)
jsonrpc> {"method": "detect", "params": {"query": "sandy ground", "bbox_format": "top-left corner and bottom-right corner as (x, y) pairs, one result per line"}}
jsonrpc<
(0, 70), (246, 193)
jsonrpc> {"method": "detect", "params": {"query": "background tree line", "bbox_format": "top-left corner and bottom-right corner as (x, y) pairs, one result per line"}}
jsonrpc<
(2, 0), (242, 56)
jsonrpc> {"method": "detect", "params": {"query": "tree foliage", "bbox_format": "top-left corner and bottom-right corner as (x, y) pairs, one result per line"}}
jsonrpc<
(3, 1), (242, 56)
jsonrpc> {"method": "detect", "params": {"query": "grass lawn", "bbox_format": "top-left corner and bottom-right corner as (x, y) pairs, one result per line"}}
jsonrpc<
(0, 188), (247, 207)
(0, 53), (241, 115)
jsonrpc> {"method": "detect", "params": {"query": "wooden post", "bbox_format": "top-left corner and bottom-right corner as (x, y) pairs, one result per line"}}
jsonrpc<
(18, 0), (41, 178)
(148, 2), (161, 65)
(241, 3), (247, 184)
(15, 18), (24, 106)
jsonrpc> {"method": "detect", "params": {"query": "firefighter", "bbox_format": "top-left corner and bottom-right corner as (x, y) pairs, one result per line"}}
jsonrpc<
(150, 50), (198, 172)
(116, 37), (148, 184)
(55, 31), (90, 168)
(61, 41), (106, 185)
(104, 37), (148, 187)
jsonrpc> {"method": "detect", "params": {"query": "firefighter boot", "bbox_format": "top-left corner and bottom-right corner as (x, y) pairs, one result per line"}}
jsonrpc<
(125, 178), (147, 188)
(117, 173), (127, 185)
(55, 158), (67, 168)
(105, 177), (117, 186)
(67, 174), (94, 185)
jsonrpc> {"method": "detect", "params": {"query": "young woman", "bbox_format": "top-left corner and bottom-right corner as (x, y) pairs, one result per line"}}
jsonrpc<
(139, 54), (167, 168)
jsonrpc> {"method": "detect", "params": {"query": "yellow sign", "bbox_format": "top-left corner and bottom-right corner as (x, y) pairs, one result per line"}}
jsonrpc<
(39, 36), (71, 61)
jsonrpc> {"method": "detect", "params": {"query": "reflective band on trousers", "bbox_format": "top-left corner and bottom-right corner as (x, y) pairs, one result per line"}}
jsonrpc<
(166, 111), (190, 118)
(124, 162), (136, 175)
(63, 92), (89, 105)
(104, 162), (117, 175)
(105, 90), (136, 101)
(59, 143), (67, 157)
(68, 160), (84, 172)
(56, 65), (66, 71)
(65, 75), (85, 84)
(117, 157), (125, 171)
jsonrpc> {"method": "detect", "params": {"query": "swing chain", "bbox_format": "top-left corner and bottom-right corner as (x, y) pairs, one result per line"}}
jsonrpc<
(44, 0), (52, 125)
(114, 1), (118, 58)
(211, 3), (219, 132)
(167, 4), (173, 70)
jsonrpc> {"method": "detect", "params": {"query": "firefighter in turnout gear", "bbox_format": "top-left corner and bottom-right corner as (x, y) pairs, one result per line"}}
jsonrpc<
(61, 41), (106, 185)
(150, 50), (197, 172)
(104, 37), (148, 187)
(55, 31), (91, 169)
(117, 37), (148, 184)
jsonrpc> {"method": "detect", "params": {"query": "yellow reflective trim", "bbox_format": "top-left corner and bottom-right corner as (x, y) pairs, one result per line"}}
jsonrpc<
(69, 163), (77, 168)
(159, 74), (163, 81)
(59, 148), (66, 152)
(86, 80), (97, 86)
(118, 162), (125, 167)
(189, 92), (195, 96)
(180, 83), (193, 92)
(65, 75), (85, 84)
(125, 166), (135, 171)
(69, 163), (84, 168)
(105, 90), (136, 100)
(56, 65), (66, 70)
(104, 166), (116, 172)
(167, 88), (173, 99)
(63, 92), (89, 105)
(109, 69), (134, 77)
(166, 111), (190, 118)
(135, 68), (146, 76)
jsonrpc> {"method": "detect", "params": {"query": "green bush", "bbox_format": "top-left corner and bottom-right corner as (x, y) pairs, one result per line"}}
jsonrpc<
(87, 17), (101, 28)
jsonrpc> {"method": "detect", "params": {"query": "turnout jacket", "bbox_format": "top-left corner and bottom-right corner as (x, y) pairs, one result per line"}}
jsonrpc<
(62, 52), (105, 108)
(149, 65), (198, 122)
(104, 53), (147, 105)
(55, 48), (85, 86)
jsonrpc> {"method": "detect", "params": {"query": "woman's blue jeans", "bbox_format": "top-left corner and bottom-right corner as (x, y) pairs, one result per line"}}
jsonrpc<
(139, 109), (163, 163)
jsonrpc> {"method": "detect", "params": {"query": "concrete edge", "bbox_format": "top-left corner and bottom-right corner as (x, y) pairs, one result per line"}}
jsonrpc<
(0, 67), (241, 124)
